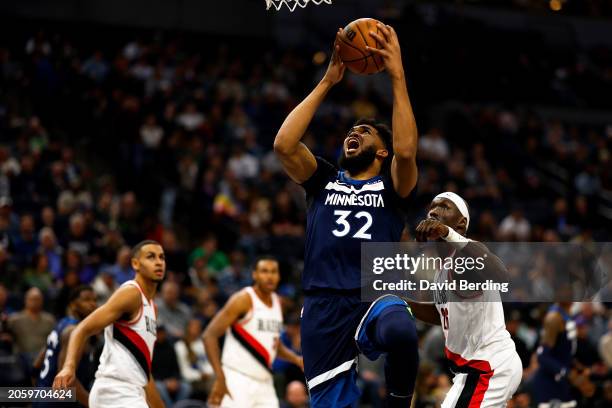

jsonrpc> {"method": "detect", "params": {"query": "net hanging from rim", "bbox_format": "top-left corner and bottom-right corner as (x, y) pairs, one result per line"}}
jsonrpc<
(265, 0), (332, 12)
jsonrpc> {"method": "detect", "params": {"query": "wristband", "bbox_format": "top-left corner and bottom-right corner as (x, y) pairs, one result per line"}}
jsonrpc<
(442, 227), (470, 250)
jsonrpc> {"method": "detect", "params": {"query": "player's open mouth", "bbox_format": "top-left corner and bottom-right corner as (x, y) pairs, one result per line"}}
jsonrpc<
(346, 136), (361, 152)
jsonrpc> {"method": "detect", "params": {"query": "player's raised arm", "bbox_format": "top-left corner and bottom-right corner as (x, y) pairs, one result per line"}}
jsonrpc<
(368, 24), (418, 198)
(274, 30), (346, 184)
(52, 285), (141, 390)
(202, 290), (251, 406)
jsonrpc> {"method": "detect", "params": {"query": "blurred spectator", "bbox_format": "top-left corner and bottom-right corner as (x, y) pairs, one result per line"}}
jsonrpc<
(498, 209), (531, 241)
(100, 246), (133, 284)
(12, 214), (38, 267)
(23, 253), (53, 293)
(419, 128), (449, 163)
(157, 281), (191, 338)
(81, 50), (109, 82)
(38, 227), (63, 280)
(174, 319), (214, 399)
(506, 310), (531, 369)
(176, 102), (205, 131)
(281, 381), (309, 408)
(574, 315), (602, 367)
(91, 270), (117, 305)
(188, 235), (229, 278)
(152, 325), (191, 407)
(600, 320), (612, 369)
(218, 249), (251, 295)
(7, 288), (55, 360)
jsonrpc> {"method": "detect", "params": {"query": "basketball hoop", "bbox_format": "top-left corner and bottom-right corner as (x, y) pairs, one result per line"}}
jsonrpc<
(265, 0), (332, 12)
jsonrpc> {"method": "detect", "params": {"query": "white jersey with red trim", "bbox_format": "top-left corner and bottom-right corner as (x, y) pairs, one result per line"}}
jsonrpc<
(221, 287), (283, 381)
(433, 267), (515, 369)
(94, 280), (157, 387)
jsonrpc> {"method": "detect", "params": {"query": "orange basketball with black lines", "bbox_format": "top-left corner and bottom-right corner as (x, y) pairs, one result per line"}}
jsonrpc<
(336, 18), (385, 75)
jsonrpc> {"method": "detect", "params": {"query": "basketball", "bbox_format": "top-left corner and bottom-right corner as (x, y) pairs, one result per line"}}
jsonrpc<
(336, 18), (385, 75)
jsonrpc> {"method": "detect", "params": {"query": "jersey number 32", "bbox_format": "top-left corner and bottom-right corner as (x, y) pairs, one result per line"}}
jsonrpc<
(332, 210), (373, 239)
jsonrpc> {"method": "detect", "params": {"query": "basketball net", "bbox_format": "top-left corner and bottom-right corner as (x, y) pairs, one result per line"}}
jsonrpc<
(265, 0), (332, 12)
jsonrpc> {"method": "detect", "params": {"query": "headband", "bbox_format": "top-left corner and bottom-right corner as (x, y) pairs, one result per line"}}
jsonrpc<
(433, 192), (470, 231)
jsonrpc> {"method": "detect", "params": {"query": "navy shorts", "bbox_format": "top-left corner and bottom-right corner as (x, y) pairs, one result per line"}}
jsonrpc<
(301, 292), (410, 407)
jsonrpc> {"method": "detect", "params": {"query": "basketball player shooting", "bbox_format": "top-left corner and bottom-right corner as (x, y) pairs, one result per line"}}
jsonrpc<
(202, 256), (303, 408)
(274, 23), (419, 407)
(408, 192), (523, 407)
(53, 241), (166, 408)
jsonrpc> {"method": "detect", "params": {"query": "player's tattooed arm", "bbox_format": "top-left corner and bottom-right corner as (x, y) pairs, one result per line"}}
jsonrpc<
(274, 31), (345, 184)
(368, 24), (418, 198)
(404, 300), (441, 326)
(202, 291), (252, 406)
(53, 285), (141, 390)
(145, 374), (165, 408)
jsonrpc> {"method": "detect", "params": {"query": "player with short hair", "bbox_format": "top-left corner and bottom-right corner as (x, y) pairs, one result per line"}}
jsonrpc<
(34, 285), (97, 407)
(203, 256), (303, 408)
(53, 240), (166, 408)
(408, 192), (522, 407)
(274, 24), (419, 407)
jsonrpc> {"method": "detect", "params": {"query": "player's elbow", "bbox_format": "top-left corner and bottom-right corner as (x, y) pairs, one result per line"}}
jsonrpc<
(273, 136), (294, 157)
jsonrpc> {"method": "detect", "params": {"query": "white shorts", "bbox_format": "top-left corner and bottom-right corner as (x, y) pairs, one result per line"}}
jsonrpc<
(89, 377), (148, 408)
(221, 367), (279, 408)
(442, 352), (522, 408)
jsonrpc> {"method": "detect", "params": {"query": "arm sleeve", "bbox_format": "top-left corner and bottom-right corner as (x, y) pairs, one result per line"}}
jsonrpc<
(300, 156), (337, 199)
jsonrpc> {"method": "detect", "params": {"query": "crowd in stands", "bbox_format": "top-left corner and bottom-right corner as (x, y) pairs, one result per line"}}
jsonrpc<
(0, 5), (610, 406)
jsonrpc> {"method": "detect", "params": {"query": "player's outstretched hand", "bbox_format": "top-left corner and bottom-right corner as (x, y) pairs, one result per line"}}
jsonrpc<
(415, 219), (449, 242)
(323, 30), (346, 85)
(208, 377), (232, 407)
(366, 23), (404, 81)
(52, 366), (75, 390)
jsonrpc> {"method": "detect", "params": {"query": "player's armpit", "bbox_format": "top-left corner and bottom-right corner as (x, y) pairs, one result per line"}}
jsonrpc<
(274, 141), (317, 184)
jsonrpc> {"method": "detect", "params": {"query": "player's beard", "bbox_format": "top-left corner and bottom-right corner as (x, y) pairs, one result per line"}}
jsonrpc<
(339, 145), (377, 175)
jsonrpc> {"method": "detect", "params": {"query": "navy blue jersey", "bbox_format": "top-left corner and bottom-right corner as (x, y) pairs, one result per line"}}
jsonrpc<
(531, 305), (577, 403)
(301, 157), (409, 290)
(37, 317), (79, 388)
(548, 304), (577, 368)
